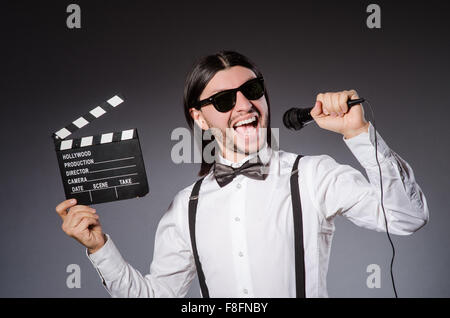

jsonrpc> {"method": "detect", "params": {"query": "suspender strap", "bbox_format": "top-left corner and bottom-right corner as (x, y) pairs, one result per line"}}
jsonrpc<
(188, 177), (210, 298)
(188, 154), (305, 298)
(290, 155), (306, 298)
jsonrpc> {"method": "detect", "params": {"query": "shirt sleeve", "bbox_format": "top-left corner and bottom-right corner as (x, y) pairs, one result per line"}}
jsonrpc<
(307, 122), (429, 235)
(87, 190), (197, 297)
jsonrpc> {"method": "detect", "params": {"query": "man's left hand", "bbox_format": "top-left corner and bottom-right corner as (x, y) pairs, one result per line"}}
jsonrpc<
(310, 90), (370, 139)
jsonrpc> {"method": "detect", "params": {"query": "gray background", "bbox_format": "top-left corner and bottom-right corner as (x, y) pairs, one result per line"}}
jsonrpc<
(1, 0), (449, 297)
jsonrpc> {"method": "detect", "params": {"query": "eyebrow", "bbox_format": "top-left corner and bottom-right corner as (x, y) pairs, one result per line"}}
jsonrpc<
(207, 76), (256, 95)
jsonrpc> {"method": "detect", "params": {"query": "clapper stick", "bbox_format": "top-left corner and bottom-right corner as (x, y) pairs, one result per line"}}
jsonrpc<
(53, 95), (125, 141)
(52, 95), (149, 205)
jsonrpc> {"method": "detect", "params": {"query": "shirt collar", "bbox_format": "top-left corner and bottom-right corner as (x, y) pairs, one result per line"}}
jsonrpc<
(216, 143), (272, 168)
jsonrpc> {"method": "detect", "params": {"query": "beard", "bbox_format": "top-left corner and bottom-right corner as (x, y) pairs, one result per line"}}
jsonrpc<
(209, 111), (269, 162)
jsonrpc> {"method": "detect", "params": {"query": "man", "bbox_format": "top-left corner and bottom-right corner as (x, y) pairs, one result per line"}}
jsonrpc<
(55, 51), (429, 297)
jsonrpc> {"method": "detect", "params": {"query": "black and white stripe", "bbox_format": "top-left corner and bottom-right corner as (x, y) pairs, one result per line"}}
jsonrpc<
(53, 95), (124, 140)
(56, 129), (136, 151)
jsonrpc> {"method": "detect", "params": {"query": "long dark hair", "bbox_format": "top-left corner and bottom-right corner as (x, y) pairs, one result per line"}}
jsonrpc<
(183, 50), (271, 176)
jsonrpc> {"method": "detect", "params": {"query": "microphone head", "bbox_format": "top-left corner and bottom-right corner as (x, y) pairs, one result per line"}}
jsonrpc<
(283, 108), (301, 130)
(283, 108), (312, 130)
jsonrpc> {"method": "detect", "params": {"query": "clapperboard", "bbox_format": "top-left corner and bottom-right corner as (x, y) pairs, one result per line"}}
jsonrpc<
(52, 95), (149, 205)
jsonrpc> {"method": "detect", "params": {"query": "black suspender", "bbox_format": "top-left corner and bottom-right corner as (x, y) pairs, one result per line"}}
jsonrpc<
(290, 155), (306, 298)
(188, 154), (305, 298)
(188, 177), (209, 298)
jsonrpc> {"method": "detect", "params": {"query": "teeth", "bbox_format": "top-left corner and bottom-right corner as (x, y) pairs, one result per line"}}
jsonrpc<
(234, 116), (257, 128)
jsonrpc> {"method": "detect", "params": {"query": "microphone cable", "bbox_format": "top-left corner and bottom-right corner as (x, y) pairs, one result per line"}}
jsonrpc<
(363, 99), (398, 298)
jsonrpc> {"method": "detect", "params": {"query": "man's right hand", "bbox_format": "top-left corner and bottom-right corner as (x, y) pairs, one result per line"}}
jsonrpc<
(56, 199), (106, 254)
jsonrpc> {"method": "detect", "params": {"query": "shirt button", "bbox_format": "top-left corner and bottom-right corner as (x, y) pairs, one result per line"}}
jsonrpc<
(236, 183), (241, 189)
(235, 217), (240, 222)
(238, 251), (244, 257)
(243, 289), (248, 294)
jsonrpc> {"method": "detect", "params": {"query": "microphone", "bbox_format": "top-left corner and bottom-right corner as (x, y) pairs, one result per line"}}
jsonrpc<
(283, 98), (365, 130)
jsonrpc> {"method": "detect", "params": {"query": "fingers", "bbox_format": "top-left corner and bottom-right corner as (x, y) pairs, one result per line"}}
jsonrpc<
(66, 217), (100, 239)
(310, 100), (323, 118)
(55, 199), (77, 220)
(68, 205), (96, 215)
(59, 202), (98, 236)
(74, 217), (100, 234)
(348, 89), (359, 99)
(316, 93), (329, 115)
(62, 214), (99, 237)
(338, 92), (348, 115)
(66, 211), (99, 229)
(316, 90), (358, 117)
(324, 93), (333, 115)
(331, 93), (341, 116)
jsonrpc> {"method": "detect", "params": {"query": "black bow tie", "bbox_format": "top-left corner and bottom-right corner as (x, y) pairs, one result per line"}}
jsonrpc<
(214, 157), (269, 187)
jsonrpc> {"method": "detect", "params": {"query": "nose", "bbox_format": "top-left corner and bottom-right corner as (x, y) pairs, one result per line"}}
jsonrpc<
(233, 91), (253, 113)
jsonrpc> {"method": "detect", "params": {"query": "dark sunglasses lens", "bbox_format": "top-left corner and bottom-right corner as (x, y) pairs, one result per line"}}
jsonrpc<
(214, 91), (236, 112)
(242, 79), (264, 100)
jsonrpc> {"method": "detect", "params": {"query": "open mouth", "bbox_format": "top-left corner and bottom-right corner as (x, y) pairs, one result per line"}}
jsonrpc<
(232, 115), (259, 137)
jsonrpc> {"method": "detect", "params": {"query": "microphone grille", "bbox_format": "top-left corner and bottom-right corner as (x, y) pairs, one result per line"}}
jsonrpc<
(283, 108), (303, 130)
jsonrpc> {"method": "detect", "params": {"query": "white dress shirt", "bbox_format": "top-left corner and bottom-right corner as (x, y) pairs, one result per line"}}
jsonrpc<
(87, 122), (429, 298)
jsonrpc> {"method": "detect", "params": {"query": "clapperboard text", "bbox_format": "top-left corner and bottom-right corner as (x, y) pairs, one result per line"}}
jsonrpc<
(53, 95), (149, 205)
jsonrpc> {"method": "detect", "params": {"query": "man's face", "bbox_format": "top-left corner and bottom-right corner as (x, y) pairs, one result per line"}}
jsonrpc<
(191, 66), (269, 160)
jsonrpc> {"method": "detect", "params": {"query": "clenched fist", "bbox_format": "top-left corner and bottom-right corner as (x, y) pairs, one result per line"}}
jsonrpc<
(310, 90), (370, 139)
(56, 199), (106, 254)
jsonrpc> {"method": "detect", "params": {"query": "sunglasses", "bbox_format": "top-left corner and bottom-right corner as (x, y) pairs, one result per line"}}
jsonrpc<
(193, 77), (265, 113)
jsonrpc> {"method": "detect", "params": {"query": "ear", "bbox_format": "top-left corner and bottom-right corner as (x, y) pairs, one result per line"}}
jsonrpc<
(189, 108), (210, 130)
